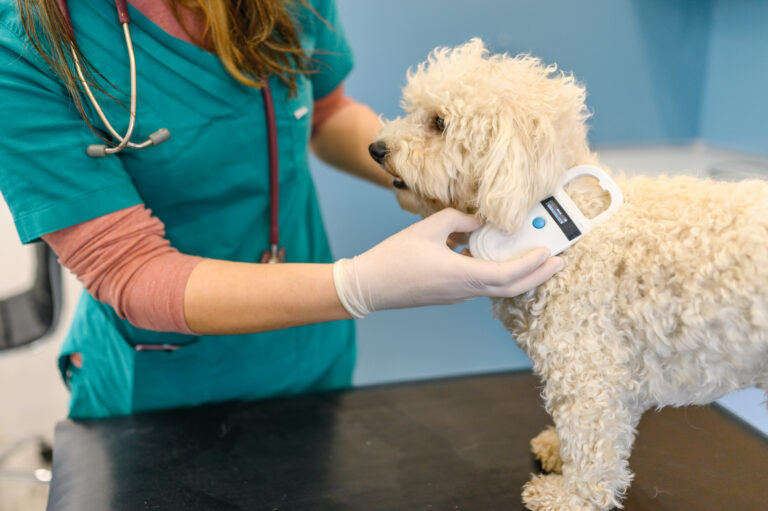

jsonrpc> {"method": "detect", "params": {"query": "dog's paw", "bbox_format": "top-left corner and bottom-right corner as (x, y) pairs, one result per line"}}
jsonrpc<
(522, 474), (591, 511)
(530, 426), (563, 473)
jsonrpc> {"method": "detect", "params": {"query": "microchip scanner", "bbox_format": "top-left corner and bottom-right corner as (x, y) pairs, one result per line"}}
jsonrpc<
(469, 165), (623, 261)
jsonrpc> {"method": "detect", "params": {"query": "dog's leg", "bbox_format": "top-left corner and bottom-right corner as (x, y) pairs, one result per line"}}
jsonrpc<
(530, 426), (562, 473)
(523, 380), (639, 511)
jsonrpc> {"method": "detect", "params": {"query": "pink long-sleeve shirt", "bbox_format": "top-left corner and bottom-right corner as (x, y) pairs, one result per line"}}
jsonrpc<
(42, 0), (353, 334)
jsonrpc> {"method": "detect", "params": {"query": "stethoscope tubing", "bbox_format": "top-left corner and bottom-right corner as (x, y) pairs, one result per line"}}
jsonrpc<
(261, 80), (280, 251)
(56, 0), (282, 259)
(73, 22), (138, 155)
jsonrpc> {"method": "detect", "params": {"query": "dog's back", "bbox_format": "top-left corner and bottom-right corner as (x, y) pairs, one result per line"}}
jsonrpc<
(495, 173), (768, 406)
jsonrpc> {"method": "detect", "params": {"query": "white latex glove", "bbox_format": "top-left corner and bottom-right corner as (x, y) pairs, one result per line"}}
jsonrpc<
(333, 208), (565, 318)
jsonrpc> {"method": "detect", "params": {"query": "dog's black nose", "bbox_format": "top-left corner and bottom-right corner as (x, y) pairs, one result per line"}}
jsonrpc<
(369, 141), (390, 164)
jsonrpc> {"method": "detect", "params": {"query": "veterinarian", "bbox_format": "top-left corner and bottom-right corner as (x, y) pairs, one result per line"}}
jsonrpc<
(0, 0), (563, 419)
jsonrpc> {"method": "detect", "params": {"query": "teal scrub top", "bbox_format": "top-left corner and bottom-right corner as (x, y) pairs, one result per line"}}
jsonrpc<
(0, 0), (356, 418)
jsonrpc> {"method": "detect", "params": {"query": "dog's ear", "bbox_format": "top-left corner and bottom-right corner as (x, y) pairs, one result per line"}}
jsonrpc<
(475, 59), (592, 233)
(474, 113), (565, 233)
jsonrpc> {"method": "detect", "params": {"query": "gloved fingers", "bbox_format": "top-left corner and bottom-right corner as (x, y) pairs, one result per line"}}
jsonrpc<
(493, 256), (565, 297)
(417, 208), (482, 240)
(467, 247), (552, 287)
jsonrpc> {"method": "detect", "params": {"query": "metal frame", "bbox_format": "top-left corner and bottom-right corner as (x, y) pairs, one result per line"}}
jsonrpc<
(0, 243), (62, 485)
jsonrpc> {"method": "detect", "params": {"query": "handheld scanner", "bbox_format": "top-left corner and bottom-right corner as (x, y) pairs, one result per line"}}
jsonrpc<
(469, 165), (623, 261)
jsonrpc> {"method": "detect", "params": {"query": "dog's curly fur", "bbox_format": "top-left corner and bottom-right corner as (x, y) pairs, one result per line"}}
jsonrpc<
(373, 39), (768, 510)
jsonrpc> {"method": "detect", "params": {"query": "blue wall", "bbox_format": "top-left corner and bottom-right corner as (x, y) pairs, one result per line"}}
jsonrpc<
(310, 0), (767, 434)
(337, 0), (712, 147)
(701, 0), (768, 155)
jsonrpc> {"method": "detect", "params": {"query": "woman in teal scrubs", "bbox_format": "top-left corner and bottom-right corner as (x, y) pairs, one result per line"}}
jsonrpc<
(0, 0), (563, 419)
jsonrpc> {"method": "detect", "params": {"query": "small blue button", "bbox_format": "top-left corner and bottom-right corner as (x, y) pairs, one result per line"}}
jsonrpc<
(532, 217), (546, 229)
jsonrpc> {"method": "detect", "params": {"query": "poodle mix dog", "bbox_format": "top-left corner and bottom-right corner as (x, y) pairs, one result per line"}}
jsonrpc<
(370, 39), (768, 510)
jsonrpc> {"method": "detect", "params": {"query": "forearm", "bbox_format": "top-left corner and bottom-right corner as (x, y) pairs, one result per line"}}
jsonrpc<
(47, 205), (562, 339)
(45, 205), (351, 336)
(184, 259), (350, 335)
(311, 100), (392, 188)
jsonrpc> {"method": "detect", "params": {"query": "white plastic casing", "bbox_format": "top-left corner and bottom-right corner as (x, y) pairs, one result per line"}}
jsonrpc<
(469, 165), (623, 261)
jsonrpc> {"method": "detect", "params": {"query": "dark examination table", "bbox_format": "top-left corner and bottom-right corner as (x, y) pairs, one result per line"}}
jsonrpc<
(46, 371), (767, 510)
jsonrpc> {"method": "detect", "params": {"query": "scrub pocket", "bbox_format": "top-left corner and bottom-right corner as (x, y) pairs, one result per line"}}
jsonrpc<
(131, 338), (210, 414)
(59, 308), (207, 418)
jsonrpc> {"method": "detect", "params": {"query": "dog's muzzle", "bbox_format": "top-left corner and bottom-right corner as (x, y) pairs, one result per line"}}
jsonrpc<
(368, 141), (408, 189)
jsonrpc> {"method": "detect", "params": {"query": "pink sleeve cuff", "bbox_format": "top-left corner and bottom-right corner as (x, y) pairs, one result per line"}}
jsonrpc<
(42, 205), (203, 335)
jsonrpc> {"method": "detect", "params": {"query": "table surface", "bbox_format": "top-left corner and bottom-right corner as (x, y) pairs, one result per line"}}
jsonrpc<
(46, 371), (768, 511)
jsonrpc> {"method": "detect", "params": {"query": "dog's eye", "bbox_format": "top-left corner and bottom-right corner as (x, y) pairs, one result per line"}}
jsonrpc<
(433, 114), (446, 133)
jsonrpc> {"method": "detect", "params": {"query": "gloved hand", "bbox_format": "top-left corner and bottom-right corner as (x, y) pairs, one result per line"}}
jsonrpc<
(333, 208), (565, 318)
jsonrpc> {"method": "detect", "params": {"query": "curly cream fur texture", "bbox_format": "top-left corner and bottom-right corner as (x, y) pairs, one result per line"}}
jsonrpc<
(376, 39), (768, 511)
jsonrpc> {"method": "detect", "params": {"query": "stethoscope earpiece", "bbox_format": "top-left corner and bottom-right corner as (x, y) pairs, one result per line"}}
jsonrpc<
(86, 129), (170, 157)
(69, 0), (171, 158)
(148, 128), (171, 146)
(86, 145), (109, 158)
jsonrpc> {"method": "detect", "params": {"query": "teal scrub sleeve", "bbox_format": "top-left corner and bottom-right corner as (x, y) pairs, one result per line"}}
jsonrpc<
(0, 26), (143, 244)
(306, 0), (355, 100)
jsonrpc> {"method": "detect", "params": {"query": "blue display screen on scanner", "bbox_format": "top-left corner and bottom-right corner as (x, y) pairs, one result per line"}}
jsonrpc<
(541, 197), (581, 241)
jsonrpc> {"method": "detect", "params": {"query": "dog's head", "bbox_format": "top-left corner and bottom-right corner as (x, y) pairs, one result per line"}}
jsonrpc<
(371, 38), (594, 232)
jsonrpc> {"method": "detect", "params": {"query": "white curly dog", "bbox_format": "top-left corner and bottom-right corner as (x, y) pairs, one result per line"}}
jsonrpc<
(370, 39), (768, 510)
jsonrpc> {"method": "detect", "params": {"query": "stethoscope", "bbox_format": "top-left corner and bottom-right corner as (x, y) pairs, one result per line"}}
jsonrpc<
(56, 0), (285, 263)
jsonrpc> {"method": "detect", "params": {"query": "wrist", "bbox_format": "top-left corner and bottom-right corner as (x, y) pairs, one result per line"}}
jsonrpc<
(332, 257), (370, 319)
